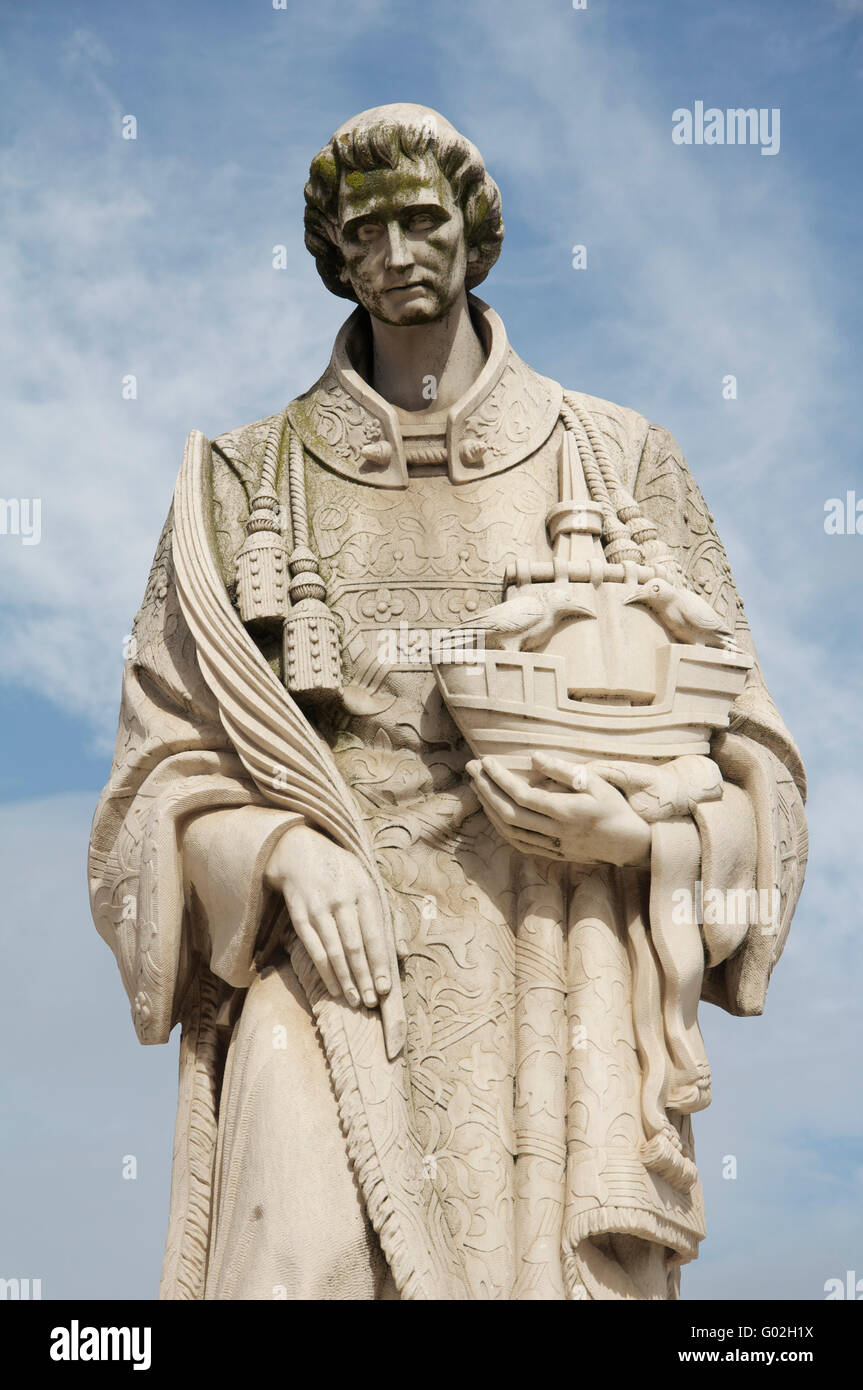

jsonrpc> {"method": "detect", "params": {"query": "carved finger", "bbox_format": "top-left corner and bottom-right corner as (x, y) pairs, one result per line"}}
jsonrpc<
(311, 909), (359, 1006)
(485, 755), (588, 818)
(481, 797), (564, 858)
(531, 754), (624, 810)
(335, 903), (376, 1007)
(531, 753), (590, 790)
(288, 905), (341, 999)
(356, 886), (391, 996)
(473, 766), (563, 836)
(483, 758), (605, 828)
(512, 833), (566, 860)
(586, 760), (653, 795)
(479, 796), (525, 847)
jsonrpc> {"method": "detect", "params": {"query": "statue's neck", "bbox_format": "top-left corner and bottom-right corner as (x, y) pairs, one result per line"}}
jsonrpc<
(368, 291), (486, 414)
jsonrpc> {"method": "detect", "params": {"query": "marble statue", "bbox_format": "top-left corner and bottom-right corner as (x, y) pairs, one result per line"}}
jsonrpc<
(89, 104), (808, 1300)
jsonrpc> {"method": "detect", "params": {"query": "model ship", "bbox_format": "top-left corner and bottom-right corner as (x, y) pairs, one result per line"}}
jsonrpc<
(433, 432), (752, 768)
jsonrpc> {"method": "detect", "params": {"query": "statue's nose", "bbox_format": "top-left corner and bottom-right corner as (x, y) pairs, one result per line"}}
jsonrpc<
(384, 221), (413, 271)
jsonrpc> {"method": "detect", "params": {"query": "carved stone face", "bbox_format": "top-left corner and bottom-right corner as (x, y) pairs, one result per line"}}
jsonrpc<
(335, 153), (469, 326)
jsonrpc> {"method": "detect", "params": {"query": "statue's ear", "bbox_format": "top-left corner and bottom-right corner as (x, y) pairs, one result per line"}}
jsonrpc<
(467, 245), (479, 263)
(338, 263), (351, 285)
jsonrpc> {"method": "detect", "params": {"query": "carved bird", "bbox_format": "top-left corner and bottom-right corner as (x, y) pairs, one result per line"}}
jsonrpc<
(623, 577), (739, 650)
(449, 587), (596, 653)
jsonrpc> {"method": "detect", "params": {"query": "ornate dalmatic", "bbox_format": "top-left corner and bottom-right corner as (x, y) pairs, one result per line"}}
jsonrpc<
(89, 297), (807, 1300)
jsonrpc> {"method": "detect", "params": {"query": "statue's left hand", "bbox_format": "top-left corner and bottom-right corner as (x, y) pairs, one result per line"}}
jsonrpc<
(466, 753), (651, 867)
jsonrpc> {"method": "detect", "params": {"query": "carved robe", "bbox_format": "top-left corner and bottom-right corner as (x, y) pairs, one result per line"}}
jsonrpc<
(89, 298), (807, 1300)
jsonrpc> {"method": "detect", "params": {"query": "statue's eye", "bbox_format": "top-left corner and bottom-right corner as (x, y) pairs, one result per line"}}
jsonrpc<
(355, 222), (384, 244)
(407, 213), (437, 233)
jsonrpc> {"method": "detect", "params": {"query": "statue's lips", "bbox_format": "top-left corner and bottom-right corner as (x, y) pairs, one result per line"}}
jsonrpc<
(383, 281), (432, 294)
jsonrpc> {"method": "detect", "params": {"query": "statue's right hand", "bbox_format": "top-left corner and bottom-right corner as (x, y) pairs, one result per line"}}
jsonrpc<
(264, 823), (391, 1010)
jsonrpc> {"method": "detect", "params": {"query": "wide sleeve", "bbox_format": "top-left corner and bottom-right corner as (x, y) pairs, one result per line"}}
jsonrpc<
(88, 504), (302, 1045)
(632, 423), (808, 1016)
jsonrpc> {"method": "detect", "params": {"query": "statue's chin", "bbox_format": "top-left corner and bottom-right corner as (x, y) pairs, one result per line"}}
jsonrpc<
(377, 308), (442, 327)
(366, 297), (445, 327)
(356, 282), (464, 328)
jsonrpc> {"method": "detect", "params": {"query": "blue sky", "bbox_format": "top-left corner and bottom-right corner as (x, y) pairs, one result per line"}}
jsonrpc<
(1, 0), (862, 1299)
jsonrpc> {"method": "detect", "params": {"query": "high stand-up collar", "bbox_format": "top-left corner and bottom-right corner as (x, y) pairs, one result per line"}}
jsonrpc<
(287, 294), (563, 488)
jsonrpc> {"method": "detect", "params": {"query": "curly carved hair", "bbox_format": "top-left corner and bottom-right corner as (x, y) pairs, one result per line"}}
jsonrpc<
(304, 105), (504, 301)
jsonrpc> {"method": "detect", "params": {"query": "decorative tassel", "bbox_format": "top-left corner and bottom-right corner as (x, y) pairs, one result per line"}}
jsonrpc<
(234, 412), (289, 629)
(562, 392), (682, 577)
(283, 431), (342, 700)
(560, 397), (641, 565)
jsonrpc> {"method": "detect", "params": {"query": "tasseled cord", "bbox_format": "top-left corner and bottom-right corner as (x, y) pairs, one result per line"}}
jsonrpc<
(561, 392), (682, 578)
(234, 411), (290, 629)
(234, 413), (342, 700)
(283, 429), (343, 700)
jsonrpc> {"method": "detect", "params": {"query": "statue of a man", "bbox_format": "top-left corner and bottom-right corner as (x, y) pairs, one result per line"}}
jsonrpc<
(89, 104), (808, 1300)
